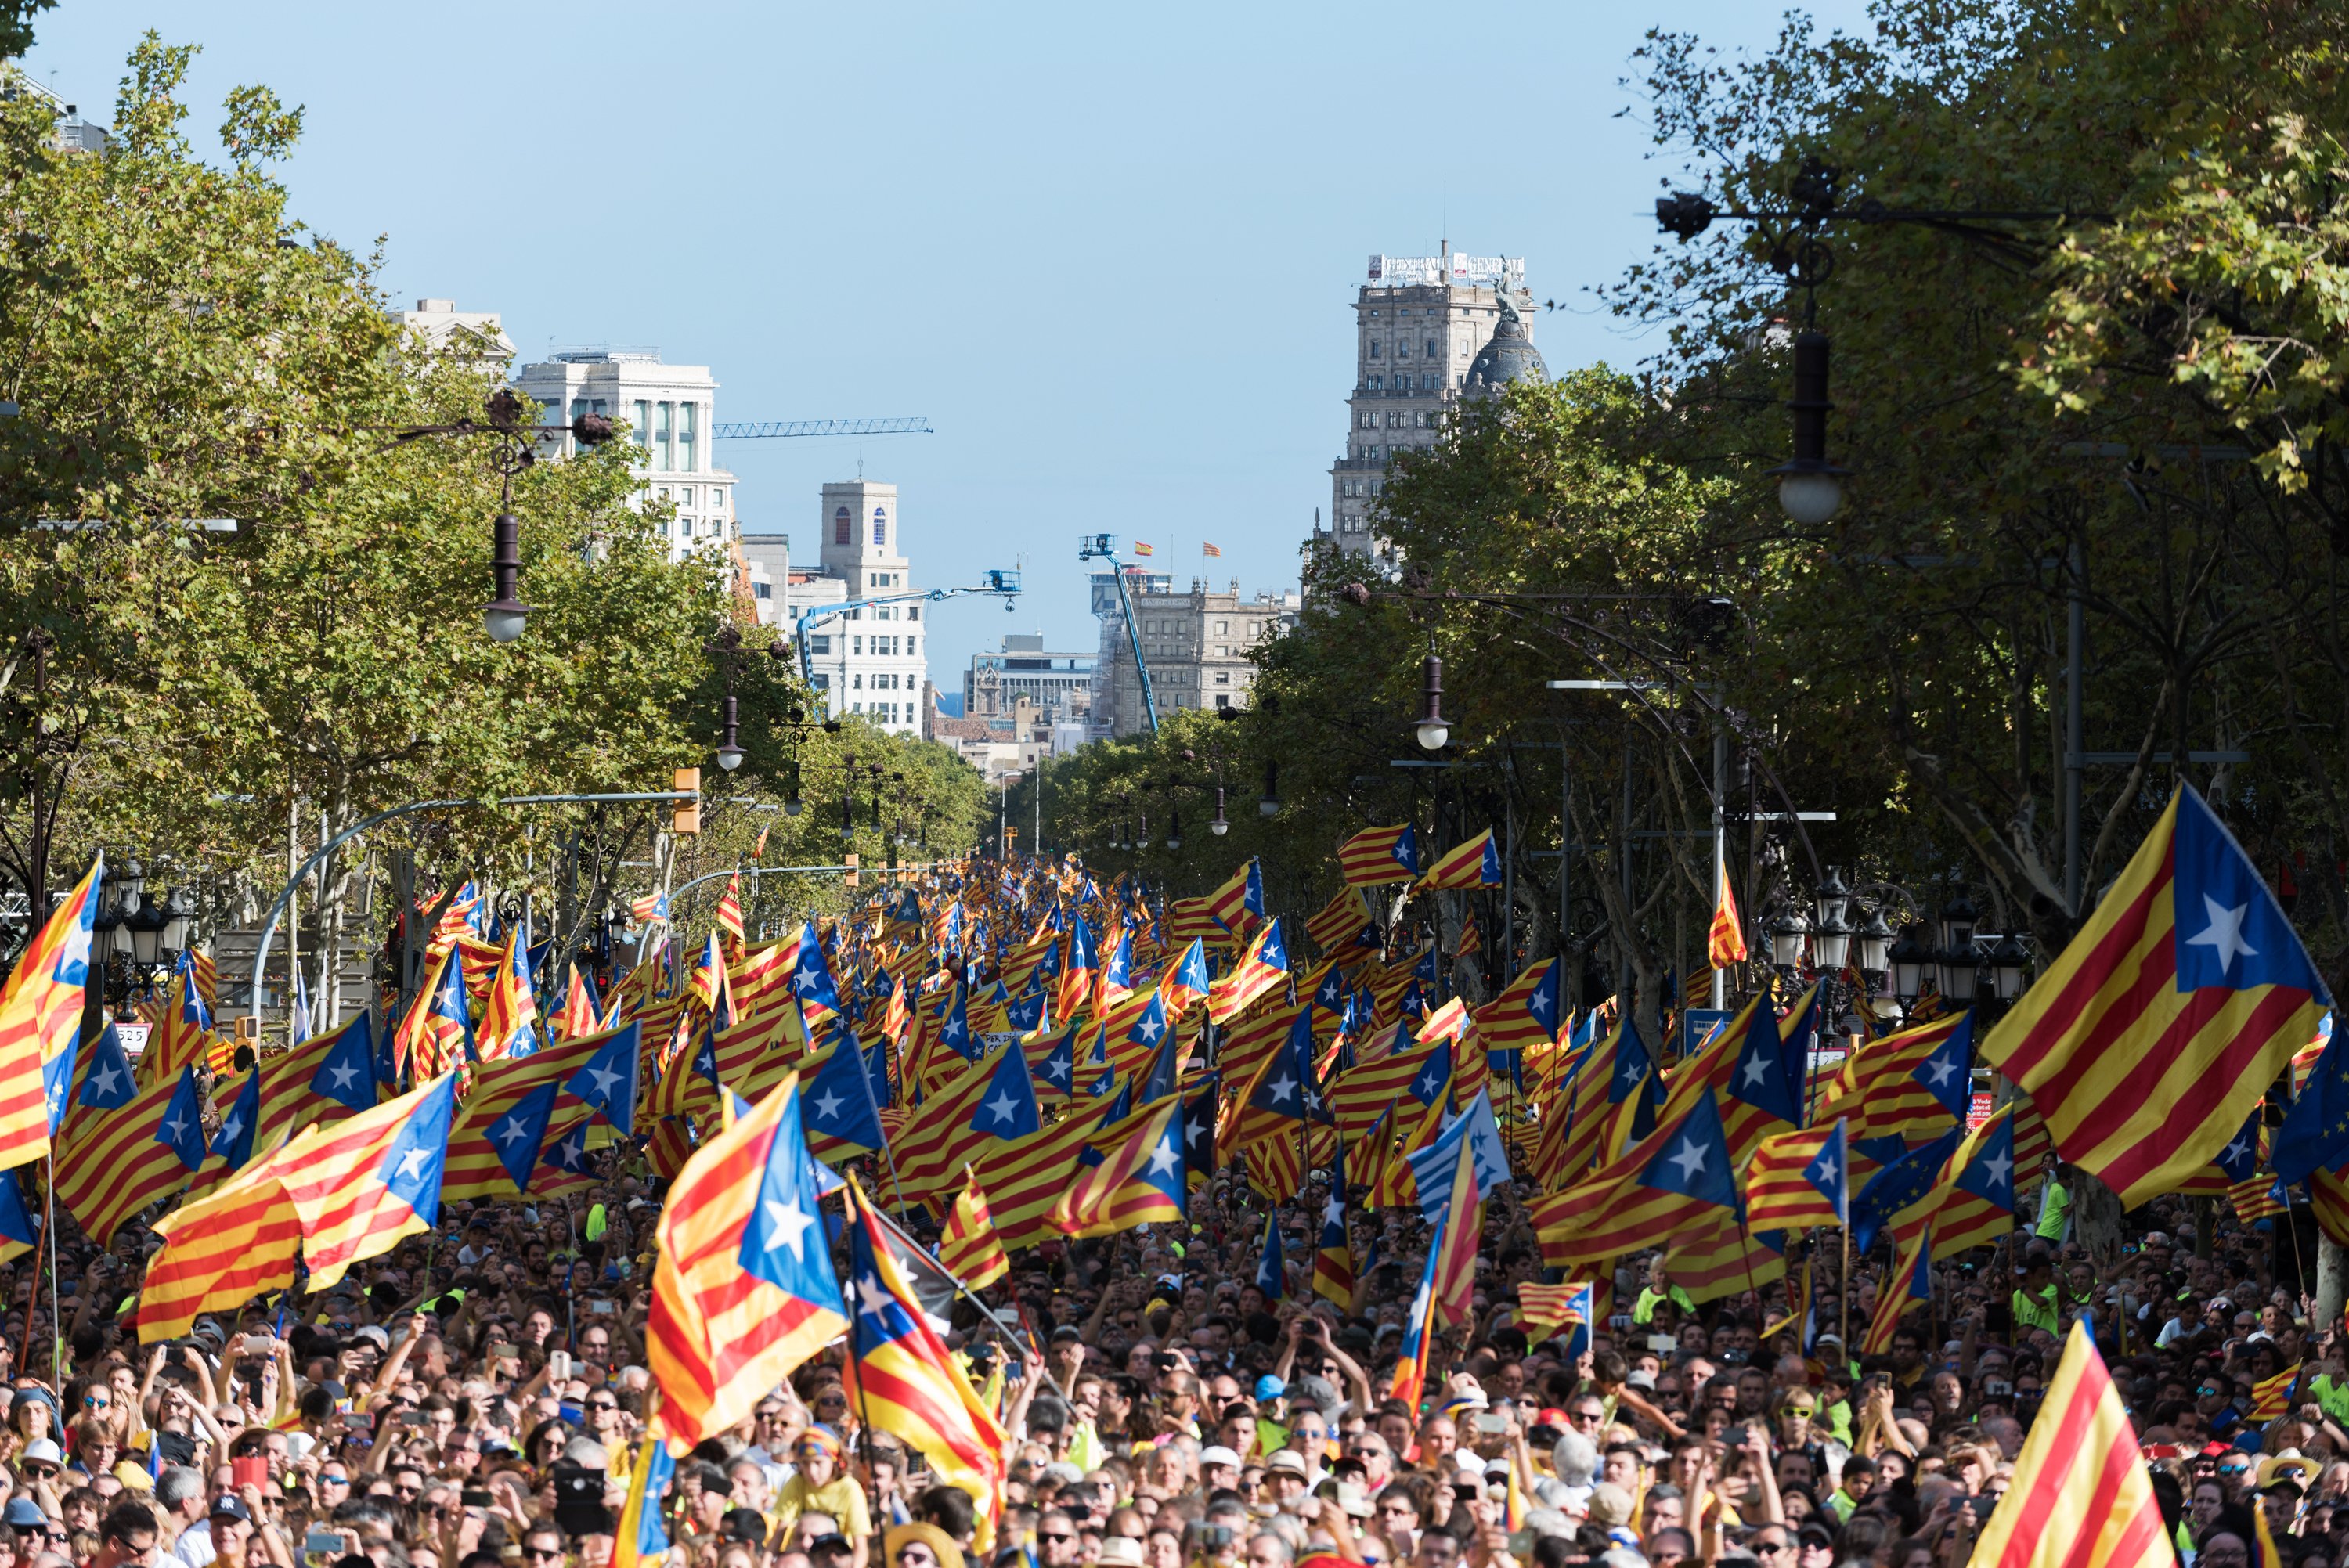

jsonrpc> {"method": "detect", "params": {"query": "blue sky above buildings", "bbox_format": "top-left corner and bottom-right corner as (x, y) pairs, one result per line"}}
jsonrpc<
(29, 0), (1873, 681)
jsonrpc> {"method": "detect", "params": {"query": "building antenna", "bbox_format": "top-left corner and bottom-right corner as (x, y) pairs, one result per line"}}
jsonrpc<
(1441, 178), (1449, 272)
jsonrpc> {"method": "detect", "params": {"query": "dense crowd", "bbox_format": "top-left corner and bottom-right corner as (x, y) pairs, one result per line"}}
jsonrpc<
(0, 1139), (2329, 1568)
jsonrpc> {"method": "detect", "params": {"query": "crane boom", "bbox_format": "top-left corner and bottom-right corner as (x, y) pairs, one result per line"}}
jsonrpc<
(1076, 533), (1159, 735)
(713, 417), (934, 440)
(794, 571), (1023, 694)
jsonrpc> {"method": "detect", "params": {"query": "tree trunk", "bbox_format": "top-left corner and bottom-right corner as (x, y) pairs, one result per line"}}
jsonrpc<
(2318, 1235), (2348, 1329)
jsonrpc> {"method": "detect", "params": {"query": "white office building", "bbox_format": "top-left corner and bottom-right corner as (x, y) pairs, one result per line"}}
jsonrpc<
(511, 349), (738, 561)
(740, 481), (927, 737)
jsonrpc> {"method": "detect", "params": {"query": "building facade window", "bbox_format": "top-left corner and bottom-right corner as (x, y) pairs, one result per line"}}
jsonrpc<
(632, 400), (651, 451)
(809, 635), (830, 654)
(678, 402), (698, 473)
(655, 402), (673, 470)
(1368, 341), (1380, 359)
(834, 506), (852, 545)
(872, 506), (887, 546)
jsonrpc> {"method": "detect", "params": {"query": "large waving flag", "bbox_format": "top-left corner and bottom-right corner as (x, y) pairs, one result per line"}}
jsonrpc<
(1894, 1105), (2018, 1259)
(1209, 917), (1289, 1023)
(1304, 887), (1379, 957)
(1205, 858), (1267, 935)
(1744, 1118), (1849, 1233)
(840, 1180), (1008, 1525)
(1419, 829), (1500, 890)
(1819, 1011), (1972, 1142)
(1339, 826), (1420, 887)
(1049, 1098), (1187, 1238)
(893, 1043), (1042, 1200)
(395, 946), (473, 1082)
(1159, 938), (1212, 1015)
(254, 1012), (379, 1152)
(649, 1072), (849, 1449)
(1476, 958), (1561, 1056)
(438, 1025), (618, 1202)
(136, 1137), (304, 1343)
(565, 1020), (642, 1134)
(54, 1064), (205, 1244)
(801, 1036), (889, 1163)
(1967, 1322), (2169, 1568)
(0, 856), (100, 1170)
(280, 1074), (459, 1290)
(1530, 1087), (1741, 1271)
(1984, 788), (2332, 1208)
(1428, 1125), (1481, 1327)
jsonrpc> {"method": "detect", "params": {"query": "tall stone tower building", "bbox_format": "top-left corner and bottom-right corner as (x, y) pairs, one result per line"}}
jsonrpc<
(1327, 250), (1545, 558)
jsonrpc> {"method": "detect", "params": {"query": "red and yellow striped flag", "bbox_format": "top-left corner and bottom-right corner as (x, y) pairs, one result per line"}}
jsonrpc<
(55, 1064), (207, 1245)
(0, 857), (101, 1170)
(1419, 829), (1500, 891)
(1707, 877), (1748, 968)
(715, 873), (745, 950)
(1983, 788), (2332, 1209)
(2250, 1362), (2302, 1420)
(1337, 827), (1420, 888)
(1966, 1321), (2171, 1568)
(939, 1167), (1008, 1288)
(1744, 1119), (1848, 1233)
(136, 1138), (304, 1343)
(280, 1075), (459, 1290)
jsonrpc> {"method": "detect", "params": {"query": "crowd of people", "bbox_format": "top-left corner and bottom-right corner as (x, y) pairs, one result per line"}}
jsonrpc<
(0, 1136), (2330, 1568)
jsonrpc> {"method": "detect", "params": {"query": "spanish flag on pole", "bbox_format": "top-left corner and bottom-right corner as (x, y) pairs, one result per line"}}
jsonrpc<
(0, 856), (100, 1171)
(1983, 788), (2332, 1209)
(1965, 1321), (2169, 1568)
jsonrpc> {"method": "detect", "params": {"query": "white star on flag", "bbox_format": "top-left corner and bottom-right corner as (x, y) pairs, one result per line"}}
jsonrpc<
(763, 1198), (816, 1260)
(1668, 1137), (1709, 1182)
(2186, 894), (2259, 974)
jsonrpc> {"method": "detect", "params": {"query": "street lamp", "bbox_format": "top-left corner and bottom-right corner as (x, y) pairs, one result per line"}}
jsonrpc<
(1166, 808), (1184, 852)
(707, 625), (788, 773)
(1889, 927), (1930, 1005)
(1855, 907), (1895, 979)
(161, 887), (196, 957)
(1768, 907), (1810, 969)
(1414, 647), (1449, 751)
(1211, 786), (1229, 836)
(1259, 760), (1279, 818)
(1989, 933), (2031, 1002)
(124, 892), (168, 969)
(392, 391), (616, 643)
(783, 760), (803, 816)
(1770, 331), (1849, 525)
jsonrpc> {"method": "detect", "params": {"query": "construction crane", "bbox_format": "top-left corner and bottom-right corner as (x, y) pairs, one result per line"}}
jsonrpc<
(713, 417), (933, 440)
(1077, 533), (1159, 735)
(794, 570), (1023, 692)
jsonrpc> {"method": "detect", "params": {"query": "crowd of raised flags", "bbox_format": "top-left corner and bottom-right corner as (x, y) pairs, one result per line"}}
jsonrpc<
(0, 787), (2330, 1568)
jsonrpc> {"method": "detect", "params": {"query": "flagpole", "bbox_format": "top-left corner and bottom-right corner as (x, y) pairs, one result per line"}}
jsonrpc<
(42, 1155), (59, 1378)
(1838, 1221), (1850, 1362)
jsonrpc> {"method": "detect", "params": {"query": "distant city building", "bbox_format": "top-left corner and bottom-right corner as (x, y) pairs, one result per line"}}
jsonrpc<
(511, 349), (738, 563)
(0, 69), (107, 153)
(1088, 567), (1170, 737)
(1326, 249), (1543, 558)
(924, 683), (1054, 782)
(966, 633), (1096, 727)
(742, 481), (926, 737)
(1102, 578), (1299, 738)
(395, 298), (516, 365)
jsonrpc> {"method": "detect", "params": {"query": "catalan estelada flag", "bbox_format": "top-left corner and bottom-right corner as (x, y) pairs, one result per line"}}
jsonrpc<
(136, 1136), (304, 1343)
(1894, 1105), (2019, 1259)
(1862, 1220), (1933, 1357)
(1338, 826), (1420, 887)
(1387, 1205), (1445, 1414)
(1707, 875), (1748, 968)
(939, 1166), (1008, 1288)
(478, 930), (540, 1061)
(612, 1412), (674, 1568)
(1983, 788), (2333, 1209)
(714, 872), (745, 950)
(1529, 1087), (1741, 1271)
(1968, 1321), (2170, 1568)
(394, 946), (473, 1082)
(841, 1178), (1007, 1529)
(1475, 958), (1561, 1054)
(556, 964), (602, 1040)
(1744, 1119), (1849, 1233)
(1209, 917), (1289, 1023)
(1159, 938), (1212, 1015)
(648, 1072), (848, 1449)
(1419, 829), (1500, 890)
(1312, 1144), (1355, 1306)
(0, 856), (100, 1170)
(254, 1012), (380, 1152)
(2250, 1362), (2302, 1420)
(1049, 1098), (1186, 1238)
(1818, 1011), (1972, 1143)
(55, 1063), (206, 1245)
(1304, 888), (1378, 957)
(280, 1074), (458, 1290)
(1516, 1281), (1591, 1346)
(1205, 858), (1265, 936)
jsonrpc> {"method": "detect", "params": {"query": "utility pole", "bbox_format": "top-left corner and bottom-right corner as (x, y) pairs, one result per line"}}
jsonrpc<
(1712, 726), (1729, 1010)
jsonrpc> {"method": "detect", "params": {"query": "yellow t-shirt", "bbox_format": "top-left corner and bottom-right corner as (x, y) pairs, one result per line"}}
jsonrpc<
(774, 1473), (872, 1541)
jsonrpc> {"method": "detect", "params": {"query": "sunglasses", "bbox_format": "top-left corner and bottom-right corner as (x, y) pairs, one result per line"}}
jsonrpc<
(1038, 1534), (1077, 1545)
(526, 1552), (565, 1563)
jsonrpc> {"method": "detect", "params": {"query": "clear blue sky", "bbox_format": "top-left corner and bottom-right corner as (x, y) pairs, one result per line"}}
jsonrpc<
(28, 1), (1871, 684)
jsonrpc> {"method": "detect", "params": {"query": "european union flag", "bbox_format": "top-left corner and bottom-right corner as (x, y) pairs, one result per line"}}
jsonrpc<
(2275, 1027), (2349, 1186)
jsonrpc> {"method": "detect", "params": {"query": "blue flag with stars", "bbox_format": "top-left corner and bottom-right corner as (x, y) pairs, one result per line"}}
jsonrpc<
(2276, 1024), (2349, 1187)
(738, 1077), (847, 1310)
(80, 1023), (137, 1111)
(1727, 997), (1803, 1126)
(209, 1069), (262, 1172)
(489, 1082), (558, 1193)
(1853, 1126), (1963, 1253)
(312, 1014), (378, 1114)
(1636, 1088), (1739, 1210)
(0, 1168), (34, 1256)
(565, 1022), (640, 1137)
(803, 1040), (887, 1153)
(1254, 1210), (1284, 1299)
(972, 1044), (1042, 1141)
(2213, 1110), (2263, 1184)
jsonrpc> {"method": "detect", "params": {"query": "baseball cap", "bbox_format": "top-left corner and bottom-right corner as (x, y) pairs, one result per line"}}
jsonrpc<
(1254, 1375), (1286, 1400)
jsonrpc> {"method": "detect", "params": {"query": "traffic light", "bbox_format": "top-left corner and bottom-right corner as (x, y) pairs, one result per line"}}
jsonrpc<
(673, 767), (701, 835)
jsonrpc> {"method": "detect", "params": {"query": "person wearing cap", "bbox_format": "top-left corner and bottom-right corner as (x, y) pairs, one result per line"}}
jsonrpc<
(774, 1426), (871, 1568)
(1250, 1377), (1289, 1458)
(886, 1522), (965, 1568)
(1200, 1446), (1243, 1494)
(200, 1496), (253, 1568)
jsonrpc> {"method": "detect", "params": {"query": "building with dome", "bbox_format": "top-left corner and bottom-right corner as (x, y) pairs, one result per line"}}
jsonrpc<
(1324, 250), (1541, 559)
